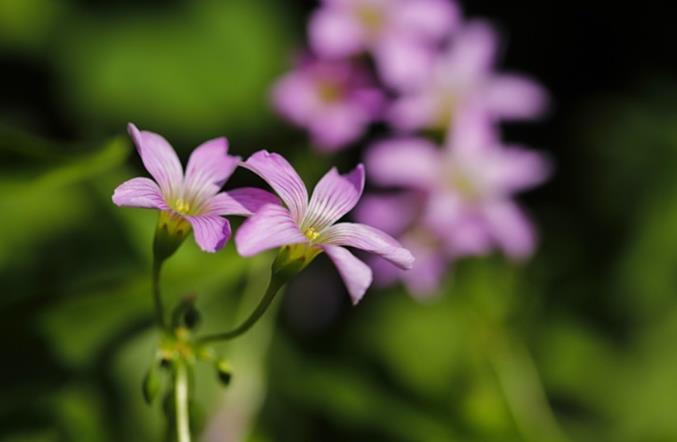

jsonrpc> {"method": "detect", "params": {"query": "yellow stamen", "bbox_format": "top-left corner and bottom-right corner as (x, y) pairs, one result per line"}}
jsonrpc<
(174, 198), (191, 214)
(357, 5), (383, 33)
(304, 226), (321, 241)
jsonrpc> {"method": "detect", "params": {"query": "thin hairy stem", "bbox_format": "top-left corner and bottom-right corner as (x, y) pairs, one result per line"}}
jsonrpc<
(197, 273), (285, 344)
(174, 360), (191, 442)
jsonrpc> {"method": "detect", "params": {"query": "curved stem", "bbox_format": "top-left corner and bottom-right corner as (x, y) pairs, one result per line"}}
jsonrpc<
(490, 333), (570, 442)
(197, 273), (285, 344)
(174, 360), (191, 442)
(151, 258), (167, 331)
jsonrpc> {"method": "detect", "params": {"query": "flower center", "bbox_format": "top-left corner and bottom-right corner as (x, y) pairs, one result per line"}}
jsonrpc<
(173, 198), (192, 215)
(304, 226), (321, 242)
(447, 165), (483, 202)
(316, 79), (343, 104)
(357, 5), (384, 34)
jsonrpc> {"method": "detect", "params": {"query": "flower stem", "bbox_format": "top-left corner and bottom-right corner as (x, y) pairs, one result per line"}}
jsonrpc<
(174, 360), (191, 442)
(489, 333), (570, 442)
(151, 257), (167, 331)
(197, 273), (285, 344)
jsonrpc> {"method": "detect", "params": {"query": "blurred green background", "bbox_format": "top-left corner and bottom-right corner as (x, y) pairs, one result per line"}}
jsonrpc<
(1, 0), (676, 441)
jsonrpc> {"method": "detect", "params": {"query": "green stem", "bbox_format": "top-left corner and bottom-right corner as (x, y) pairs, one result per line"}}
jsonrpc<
(151, 257), (167, 331)
(490, 333), (570, 442)
(174, 360), (191, 442)
(197, 273), (285, 344)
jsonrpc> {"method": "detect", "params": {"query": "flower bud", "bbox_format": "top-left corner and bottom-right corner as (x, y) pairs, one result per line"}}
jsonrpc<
(215, 359), (233, 386)
(142, 365), (161, 405)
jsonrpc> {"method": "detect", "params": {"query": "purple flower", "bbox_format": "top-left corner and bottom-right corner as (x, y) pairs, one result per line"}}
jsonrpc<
(113, 123), (278, 252)
(234, 150), (414, 304)
(309, 0), (460, 90)
(360, 112), (550, 295)
(389, 20), (548, 131)
(272, 57), (384, 152)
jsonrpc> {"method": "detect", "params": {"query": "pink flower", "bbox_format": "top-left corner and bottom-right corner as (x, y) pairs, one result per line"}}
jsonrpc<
(272, 57), (384, 152)
(309, 0), (460, 90)
(389, 20), (548, 131)
(112, 124), (278, 252)
(360, 112), (550, 295)
(234, 150), (414, 304)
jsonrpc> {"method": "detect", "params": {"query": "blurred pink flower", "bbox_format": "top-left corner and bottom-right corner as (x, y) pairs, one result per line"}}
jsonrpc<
(356, 193), (448, 297)
(235, 150), (414, 304)
(359, 112), (550, 295)
(389, 20), (548, 131)
(272, 57), (384, 152)
(309, 0), (460, 90)
(112, 124), (278, 252)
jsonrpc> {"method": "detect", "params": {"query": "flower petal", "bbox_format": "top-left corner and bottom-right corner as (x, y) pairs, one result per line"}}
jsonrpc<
(235, 204), (307, 257)
(392, 0), (460, 41)
(184, 137), (240, 200)
(443, 20), (498, 84)
(447, 109), (498, 154)
(127, 123), (183, 198)
(487, 146), (551, 193)
(374, 36), (436, 91)
(388, 93), (439, 131)
(321, 222), (414, 269)
(204, 188), (280, 216)
(305, 164), (365, 230)
(309, 6), (366, 58)
(242, 151), (309, 223)
(308, 104), (368, 151)
(112, 177), (168, 209)
(482, 74), (549, 120)
(400, 240), (448, 298)
(186, 215), (232, 253)
(322, 244), (373, 305)
(354, 192), (421, 236)
(483, 201), (536, 259)
(365, 138), (440, 189)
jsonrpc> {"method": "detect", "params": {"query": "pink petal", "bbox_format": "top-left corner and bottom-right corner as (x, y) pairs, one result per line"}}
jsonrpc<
(184, 137), (240, 199)
(447, 109), (498, 154)
(242, 151), (309, 223)
(112, 177), (168, 210)
(400, 238), (448, 298)
(309, 104), (367, 151)
(483, 201), (536, 259)
(365, 138), (440, 189)
(272, 70), (319, 126)
(482, 74), (549, 120)
(488, 146), (551, 193)
(204, 188), (280, 216)
(368, 232), (449, 298)
(235, 204), (307, 257)
(321, 222), (414, 269)
(186, 215), (232, 253)
(374, 36), (436, 91)
(322, 244), (373, 305)
(305, 165), (365, 230)
(444, 20), (498, 83)
(388, 93), (439, 131)
(308, 6), (366, 58)
(127, 123), (183, 198)
(354, 192), (421, 236)
(393, 0), (460, 41)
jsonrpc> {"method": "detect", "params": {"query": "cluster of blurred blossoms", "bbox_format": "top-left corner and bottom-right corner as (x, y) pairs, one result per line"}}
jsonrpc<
(273, 0), (551, 298)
